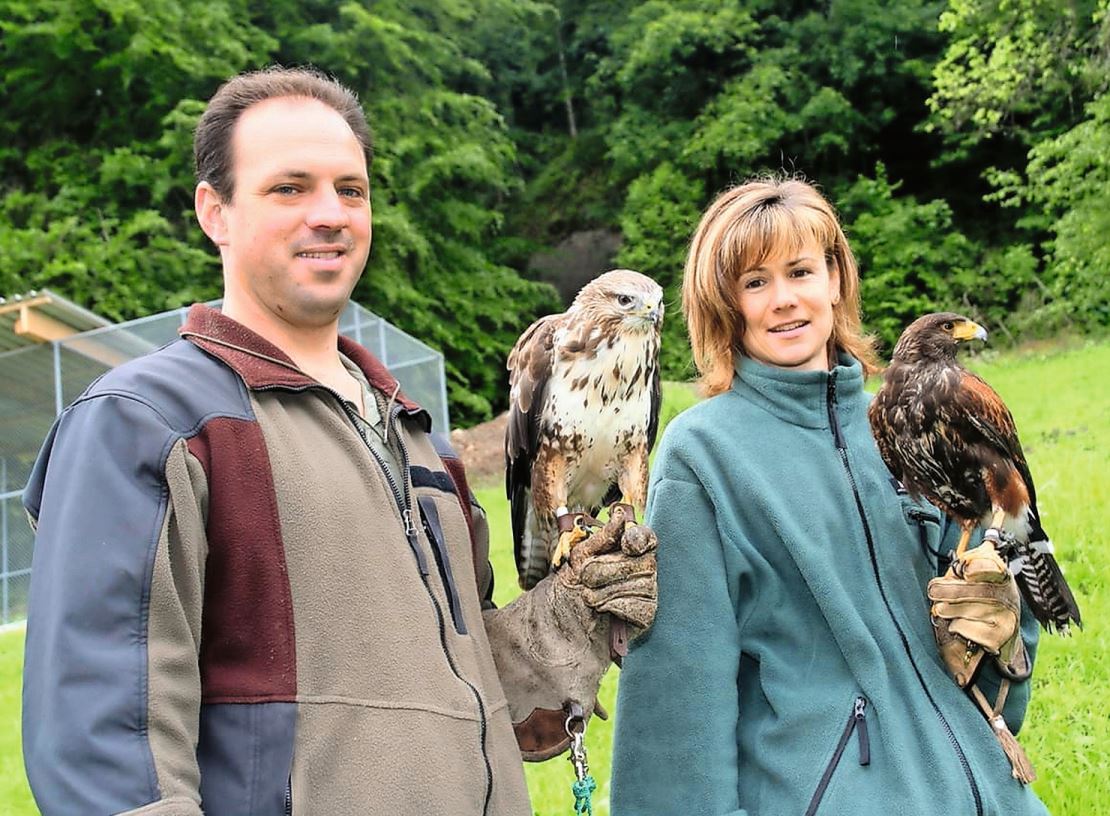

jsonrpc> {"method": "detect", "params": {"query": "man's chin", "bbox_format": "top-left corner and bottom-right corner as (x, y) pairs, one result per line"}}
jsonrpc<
(275, 288), (358, 328)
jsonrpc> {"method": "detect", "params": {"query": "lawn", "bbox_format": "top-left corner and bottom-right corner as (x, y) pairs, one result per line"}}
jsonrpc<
(1, 340), (1106, 815)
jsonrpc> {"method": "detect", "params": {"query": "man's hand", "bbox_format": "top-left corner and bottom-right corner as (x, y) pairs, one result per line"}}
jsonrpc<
(927, 542), (1029, 687)
(482, 509), (658, 760)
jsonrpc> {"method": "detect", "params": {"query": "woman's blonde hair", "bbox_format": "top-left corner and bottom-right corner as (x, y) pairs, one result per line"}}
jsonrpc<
(682, 177), (880, 395)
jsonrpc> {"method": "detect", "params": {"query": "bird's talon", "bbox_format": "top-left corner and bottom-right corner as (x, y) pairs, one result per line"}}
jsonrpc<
(552, 514), (593, 569)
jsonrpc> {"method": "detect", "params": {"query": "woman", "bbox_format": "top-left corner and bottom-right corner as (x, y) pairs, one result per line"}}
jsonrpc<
(610, 178), (1046, 815)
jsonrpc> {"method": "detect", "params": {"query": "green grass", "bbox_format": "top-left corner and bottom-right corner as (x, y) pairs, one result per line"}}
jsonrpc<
(0, 626), (25, 812)
(1, 343), (1106, 814)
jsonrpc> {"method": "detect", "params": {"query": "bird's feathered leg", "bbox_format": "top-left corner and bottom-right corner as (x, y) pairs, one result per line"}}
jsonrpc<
(604, 450), (650, 665)
(531, 446), (593, 570)
(612, 444), (648, 524)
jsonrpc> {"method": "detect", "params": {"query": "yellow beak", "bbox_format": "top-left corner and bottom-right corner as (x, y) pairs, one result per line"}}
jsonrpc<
(952, 320), (988, 342)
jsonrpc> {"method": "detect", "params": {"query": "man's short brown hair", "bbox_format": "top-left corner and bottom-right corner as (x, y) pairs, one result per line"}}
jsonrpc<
(194, 66), (372, 202)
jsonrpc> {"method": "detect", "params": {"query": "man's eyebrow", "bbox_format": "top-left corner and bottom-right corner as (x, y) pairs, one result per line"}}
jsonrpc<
(266, 170), (369, 185)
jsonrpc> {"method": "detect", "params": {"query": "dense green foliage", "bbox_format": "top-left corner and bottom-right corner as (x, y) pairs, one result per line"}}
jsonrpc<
(0, 0), (560, 424)
(490, 0), (1110, 362)
(2, 0), (1108, 423)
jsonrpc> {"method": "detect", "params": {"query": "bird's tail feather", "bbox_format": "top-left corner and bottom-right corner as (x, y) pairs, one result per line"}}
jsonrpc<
(1011, 535), (1082, 633)
(518, 506), (558, 590)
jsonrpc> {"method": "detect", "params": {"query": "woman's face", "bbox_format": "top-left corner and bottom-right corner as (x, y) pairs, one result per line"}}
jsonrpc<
(734, 240), (840, 372)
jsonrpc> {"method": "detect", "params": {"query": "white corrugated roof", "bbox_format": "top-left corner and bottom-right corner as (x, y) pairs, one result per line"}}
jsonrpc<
(0, 290), (112, 355)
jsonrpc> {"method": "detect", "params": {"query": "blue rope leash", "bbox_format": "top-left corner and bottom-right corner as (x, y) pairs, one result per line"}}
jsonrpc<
(572, 774), (597, 815)
(566, 706), (596, 816)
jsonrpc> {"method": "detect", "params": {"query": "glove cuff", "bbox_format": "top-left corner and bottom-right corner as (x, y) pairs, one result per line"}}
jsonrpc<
(995, 632), (1032, 682)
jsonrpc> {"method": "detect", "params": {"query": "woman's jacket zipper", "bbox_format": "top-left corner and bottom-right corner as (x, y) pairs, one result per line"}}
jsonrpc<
(257, 382), (495, 816)
(825, 373), (983, 816)
(804, 696), (870, 816)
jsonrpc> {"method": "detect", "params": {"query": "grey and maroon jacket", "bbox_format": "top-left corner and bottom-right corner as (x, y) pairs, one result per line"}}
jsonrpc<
(22, 305), (533, 815)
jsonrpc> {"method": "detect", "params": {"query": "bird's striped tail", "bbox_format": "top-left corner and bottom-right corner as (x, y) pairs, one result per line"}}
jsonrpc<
(1009, 534), (1082, 633)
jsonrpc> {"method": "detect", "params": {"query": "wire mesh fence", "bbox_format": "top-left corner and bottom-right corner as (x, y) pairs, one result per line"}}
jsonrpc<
(0, 300), (448, 625)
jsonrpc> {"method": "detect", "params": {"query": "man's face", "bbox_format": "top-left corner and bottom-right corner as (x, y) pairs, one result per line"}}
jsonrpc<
(202, 96), (372, 329)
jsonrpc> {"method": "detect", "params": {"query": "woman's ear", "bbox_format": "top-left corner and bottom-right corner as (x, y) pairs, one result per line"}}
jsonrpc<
(827, 254), (841, 306)
(195, 182), (229, 247)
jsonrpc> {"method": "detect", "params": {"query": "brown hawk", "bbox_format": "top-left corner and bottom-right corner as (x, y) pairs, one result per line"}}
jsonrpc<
(869, 312), (1081, 633)
(506, 269), (663, 589)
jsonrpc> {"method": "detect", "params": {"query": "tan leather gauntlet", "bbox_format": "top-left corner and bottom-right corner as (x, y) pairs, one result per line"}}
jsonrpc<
(927, 542), (1029, 687)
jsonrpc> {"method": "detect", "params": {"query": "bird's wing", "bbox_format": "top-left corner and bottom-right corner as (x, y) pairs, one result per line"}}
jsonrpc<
(956, 371), (1037, 508)
(957, 371), (1082, 630)
(867, 372), (904, 484)
(505, 314), (560, 578)
(647, 361), (662, 453)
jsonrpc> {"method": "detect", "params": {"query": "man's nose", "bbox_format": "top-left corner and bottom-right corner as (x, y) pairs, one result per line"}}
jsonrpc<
(305, 188), (349, 231)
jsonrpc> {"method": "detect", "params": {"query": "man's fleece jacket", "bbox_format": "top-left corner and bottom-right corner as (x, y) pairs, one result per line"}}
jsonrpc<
(611, 354), (1048, 816)
(22, 305), (548, 815)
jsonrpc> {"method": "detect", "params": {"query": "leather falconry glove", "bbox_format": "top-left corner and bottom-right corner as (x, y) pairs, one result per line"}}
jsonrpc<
(484, 509), (657, 760)
(566, 503), (658, 631)
(927, 542), (1030, 688)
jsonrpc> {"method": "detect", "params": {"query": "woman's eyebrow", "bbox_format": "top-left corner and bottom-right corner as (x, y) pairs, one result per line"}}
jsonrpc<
(749, 254), (817, 273)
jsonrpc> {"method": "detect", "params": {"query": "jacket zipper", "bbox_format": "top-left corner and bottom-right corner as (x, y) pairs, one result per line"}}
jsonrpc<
(348, 396), (494, 816)
(284, 776), (292, 816)
(826, 373), (983, 816)
(256, 383), (495, 816)
(804, 696), (870, 816)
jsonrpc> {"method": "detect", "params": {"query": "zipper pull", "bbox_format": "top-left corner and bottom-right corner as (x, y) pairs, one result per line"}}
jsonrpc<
(854, 696), (871, 766)
(826, 372), (846, 450)
(402, 507), (429, 576)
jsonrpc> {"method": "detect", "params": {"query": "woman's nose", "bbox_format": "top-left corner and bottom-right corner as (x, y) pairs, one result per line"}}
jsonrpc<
(769, 275), (797, 309)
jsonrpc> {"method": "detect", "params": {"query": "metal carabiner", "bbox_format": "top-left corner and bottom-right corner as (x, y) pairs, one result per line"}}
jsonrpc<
(564, 711), (589, 782)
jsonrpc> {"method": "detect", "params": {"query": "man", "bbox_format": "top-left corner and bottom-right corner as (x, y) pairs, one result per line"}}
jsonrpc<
(22, 67), (657, 815)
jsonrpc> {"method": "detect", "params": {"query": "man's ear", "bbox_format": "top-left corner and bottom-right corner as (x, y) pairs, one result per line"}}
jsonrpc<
(195, 182), (229, 246)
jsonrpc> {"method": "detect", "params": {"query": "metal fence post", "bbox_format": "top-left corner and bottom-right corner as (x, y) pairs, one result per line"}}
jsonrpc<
(377, 319), (388, 365)
(438, 355), (450, 433)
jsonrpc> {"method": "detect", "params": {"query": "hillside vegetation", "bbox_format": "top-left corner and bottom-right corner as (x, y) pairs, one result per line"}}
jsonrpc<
(3, 0), (1109, 424)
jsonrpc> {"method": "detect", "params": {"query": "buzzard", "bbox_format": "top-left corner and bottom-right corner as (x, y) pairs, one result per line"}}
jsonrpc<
(506, 269), (663, 590)
(869, 312), (1081, 633)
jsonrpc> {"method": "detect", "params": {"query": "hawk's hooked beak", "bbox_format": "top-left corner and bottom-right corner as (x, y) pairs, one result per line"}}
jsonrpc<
(953, 320), (988, 342)
(640, 302), (663, 325)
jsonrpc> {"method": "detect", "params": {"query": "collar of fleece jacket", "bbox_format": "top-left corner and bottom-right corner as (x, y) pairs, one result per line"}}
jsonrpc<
(179, 303), (432, 430)
(732, 351), (868, 431)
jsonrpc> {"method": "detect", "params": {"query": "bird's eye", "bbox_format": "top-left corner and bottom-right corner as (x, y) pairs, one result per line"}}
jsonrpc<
(617, 294), (634, 307)
(943, 321), (954, 331)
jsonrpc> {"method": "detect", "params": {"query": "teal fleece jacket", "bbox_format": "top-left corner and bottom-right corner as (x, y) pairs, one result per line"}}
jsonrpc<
(611, 354), (1046, 816)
